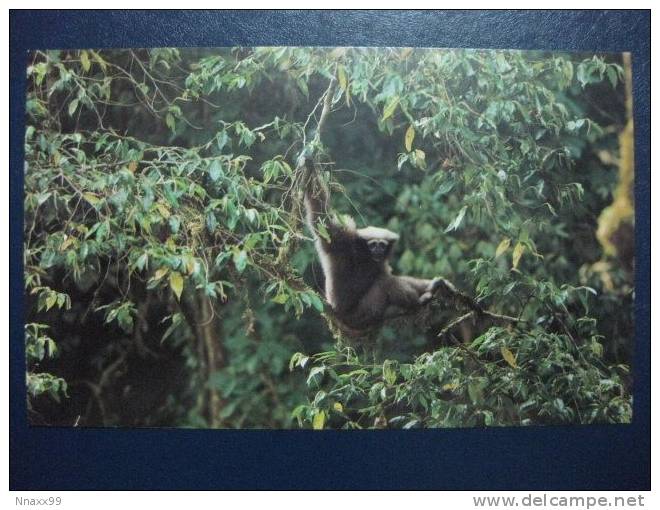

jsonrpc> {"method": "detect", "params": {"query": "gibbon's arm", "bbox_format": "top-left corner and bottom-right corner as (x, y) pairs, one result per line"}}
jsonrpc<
(303, 183), (329, 237)
(304, 180), (355, 249)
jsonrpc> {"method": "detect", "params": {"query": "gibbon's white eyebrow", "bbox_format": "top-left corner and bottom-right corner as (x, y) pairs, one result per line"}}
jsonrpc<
(357, 226), (400, 242)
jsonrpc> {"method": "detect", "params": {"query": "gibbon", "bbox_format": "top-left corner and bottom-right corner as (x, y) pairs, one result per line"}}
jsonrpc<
(304, 180), (443, 331)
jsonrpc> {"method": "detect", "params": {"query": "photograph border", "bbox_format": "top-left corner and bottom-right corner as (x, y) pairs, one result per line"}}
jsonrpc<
(9, 9), (650, 490)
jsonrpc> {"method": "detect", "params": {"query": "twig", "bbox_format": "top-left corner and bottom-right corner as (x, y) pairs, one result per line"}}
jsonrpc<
(435, 278), (524, 322)
(437, 311), (476, 338)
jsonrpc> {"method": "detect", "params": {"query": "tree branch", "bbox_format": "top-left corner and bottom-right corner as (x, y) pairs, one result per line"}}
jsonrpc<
(433, 278), (525, 339)
(296, 76), (337, 173)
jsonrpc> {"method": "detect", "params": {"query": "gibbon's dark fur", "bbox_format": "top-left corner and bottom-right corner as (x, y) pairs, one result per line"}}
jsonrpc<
(304, 181), (442, 331)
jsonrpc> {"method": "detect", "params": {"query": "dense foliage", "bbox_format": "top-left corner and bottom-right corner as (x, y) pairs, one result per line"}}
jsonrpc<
(24, 47), (633, 428)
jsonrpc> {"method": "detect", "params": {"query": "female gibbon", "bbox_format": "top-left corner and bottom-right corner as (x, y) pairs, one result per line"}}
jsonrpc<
(304, 179), (443, 331)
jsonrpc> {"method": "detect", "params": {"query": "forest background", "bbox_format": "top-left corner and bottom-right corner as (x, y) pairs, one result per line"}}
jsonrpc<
(24, 47), (634, 429)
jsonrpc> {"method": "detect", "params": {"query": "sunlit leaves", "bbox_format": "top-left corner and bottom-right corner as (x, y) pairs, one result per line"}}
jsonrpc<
(97, 301), (136, 333)
(512, 242), (525, 269)
(169, 271), (184, 300)
(135, 252), (149, 271)
(414, 149), (426, 169)
(312, 410), (326, 430)
(495, 238), (511, 258)
(80, 50), (91, 72)
(500, 346), (518, 368)
(444, 206), (467, 233)
(382, 360), (397, 386)
(271, 293), (288, 304)
(209, 159), (223, 181)
(25, 323), (58, 363)
(31, 287), (71, 313)
(68, 98), (79, 117)
(404, 125), (415, 151)
(606, 66), (619, 88)
(289, 352), (310, 371)
(382, 95), (399, 121)
(26, 372), (68, 401)
(232, 250), (248, 273)
(294, 323), (631, 429)
(261, 158), (292, 184)
(165, 113), (176, 132)
(83, 192), (101, 206)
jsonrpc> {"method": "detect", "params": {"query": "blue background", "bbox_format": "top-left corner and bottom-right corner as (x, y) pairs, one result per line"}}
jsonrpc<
(9, 10), (650, 490)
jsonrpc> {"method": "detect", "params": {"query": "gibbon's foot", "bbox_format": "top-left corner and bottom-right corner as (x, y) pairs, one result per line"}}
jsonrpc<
(419, 291), (434, 305)
(430, 277), (457, 295)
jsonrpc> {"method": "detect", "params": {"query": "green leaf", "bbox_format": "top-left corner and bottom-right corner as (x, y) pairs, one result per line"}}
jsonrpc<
(135, 253), (148, 271)
(165, 113), (176, 132)
(606, 66), (618, 89)
(382, 360), (397, 385)
(591, 340), (604, 358)
(271, 293), (288, 304)
(501, 346), (518, 368)
(312, 410), (326, 430)
(90, 50), (107, 72)
(169, 216), (181, 234)
(244, 208), (258, 224)
(382, 95), (399, 121)
(414, 149), (426, 169)
(80, 50), (91, 72)
(512, 242), (525, 269)
(233, 250), (248, 273)
(83, 192), (100, 205)
(436, 180), (454, 196)
(467, 380), (484, 405)
(153, 267), (169, 281)
(289, 352), (309, 371)
(45, 293), (57, 311)
(156, 202), (170, 219)
(444, 206), (467, 233)
(169, 272), (184, 301)
(308, 292), (324, 313)
(216, 131), (229, 152)
(209, 160), (222, 181)
(404, 124), (415, 152)
(502, 282), (517, 295)
(495, 238), (511, 258)
(68, 98), (79, 117)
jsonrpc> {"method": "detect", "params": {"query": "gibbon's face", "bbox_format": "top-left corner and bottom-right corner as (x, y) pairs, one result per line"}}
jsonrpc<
(357, 226), (399, 262)
(367, 239), (391, 261)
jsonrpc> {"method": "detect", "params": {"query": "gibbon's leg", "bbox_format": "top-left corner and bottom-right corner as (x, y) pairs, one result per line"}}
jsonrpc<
(386, 276), (433, 310)
(394, 276), (437, 305)
(396, 276), (434, 293)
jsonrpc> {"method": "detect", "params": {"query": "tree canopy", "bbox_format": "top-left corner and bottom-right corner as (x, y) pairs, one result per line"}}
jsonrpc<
(25, 47), (633, 428)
